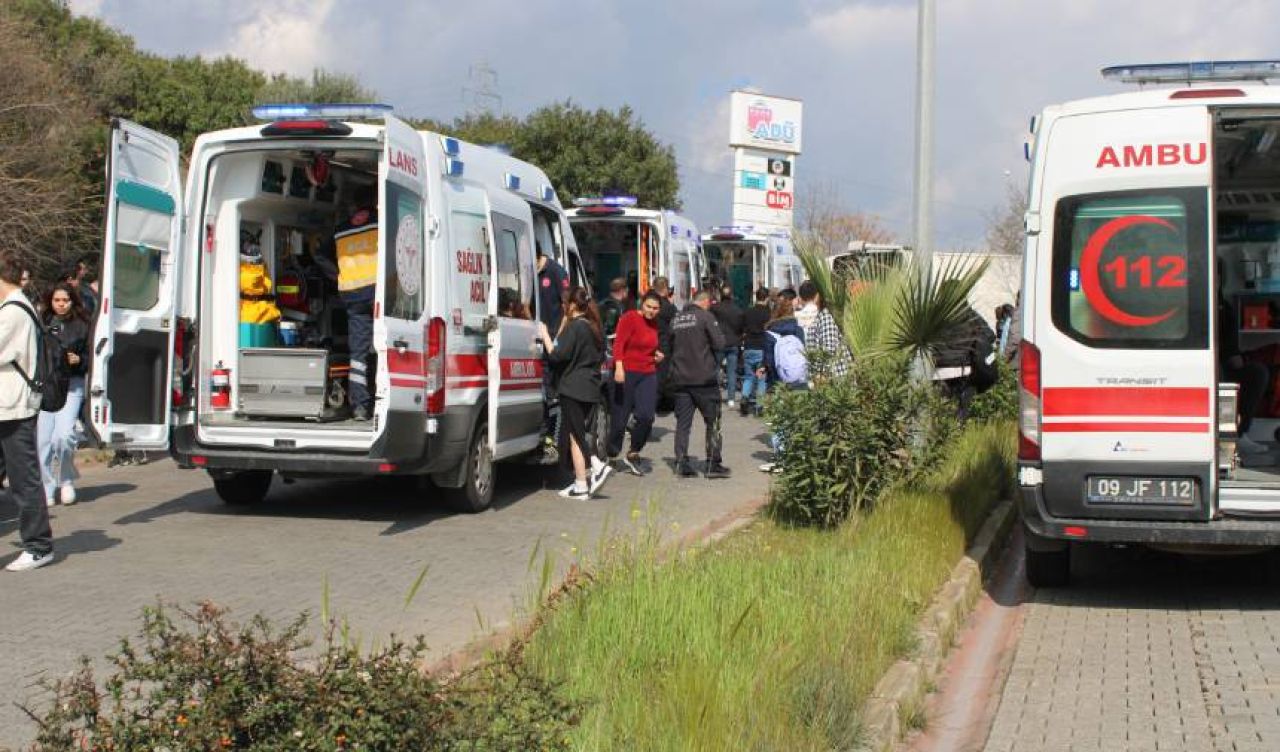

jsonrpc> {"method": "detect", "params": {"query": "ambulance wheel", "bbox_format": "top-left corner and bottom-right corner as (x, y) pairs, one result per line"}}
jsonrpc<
(448, 421), (494, 514)
(1024, 543), (1070, 588)
(212, 470), (273, 506)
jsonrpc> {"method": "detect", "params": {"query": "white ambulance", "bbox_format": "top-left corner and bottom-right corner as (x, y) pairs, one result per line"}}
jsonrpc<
(701, 225), (804, 303)
(91, 104), (578, 512)
(565, 198), (704, 303)
(1019, 61), (1280, 585)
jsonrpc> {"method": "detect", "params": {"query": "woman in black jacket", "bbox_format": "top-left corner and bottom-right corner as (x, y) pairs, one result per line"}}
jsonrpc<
(537, 287), (613, 499)
(38, 283), (90, 506)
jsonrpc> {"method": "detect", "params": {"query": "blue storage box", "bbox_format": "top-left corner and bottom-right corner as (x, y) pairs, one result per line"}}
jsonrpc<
(239, 322), (279, 347)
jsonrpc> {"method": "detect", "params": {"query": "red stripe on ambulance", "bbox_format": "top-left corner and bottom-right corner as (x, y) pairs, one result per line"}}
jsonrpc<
(1042, 387), (1210, 417)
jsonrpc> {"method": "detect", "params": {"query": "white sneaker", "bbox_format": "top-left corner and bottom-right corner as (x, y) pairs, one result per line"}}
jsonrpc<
(60, 483), (76, 506)
(45, 496), (56, 507)
(558, 482), (591, 500)
(5, 550), (54, 572)
(588, 459), (613, 494)
(1239, 435), (1269, 455)
(727, 400), (736, 408)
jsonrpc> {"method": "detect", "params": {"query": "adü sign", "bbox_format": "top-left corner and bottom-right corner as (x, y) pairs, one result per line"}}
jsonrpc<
(729, 91), (803, 155)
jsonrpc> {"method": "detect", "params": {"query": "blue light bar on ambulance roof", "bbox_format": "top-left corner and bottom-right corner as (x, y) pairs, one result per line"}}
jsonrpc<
(572, 195), (638, 208)
(251, 103), (395, 121)
(1101, 60), (1280, 84)
(541, 185), (556, 202)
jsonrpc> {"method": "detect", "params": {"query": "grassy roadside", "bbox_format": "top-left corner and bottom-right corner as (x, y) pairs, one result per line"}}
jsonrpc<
(521, 421), (1016, 751)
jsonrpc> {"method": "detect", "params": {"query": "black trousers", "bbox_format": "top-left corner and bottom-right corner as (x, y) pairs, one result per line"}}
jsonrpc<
(673, 384), (722, 464)
(0, 415), (52, 555)
(608, 371), (657, 457)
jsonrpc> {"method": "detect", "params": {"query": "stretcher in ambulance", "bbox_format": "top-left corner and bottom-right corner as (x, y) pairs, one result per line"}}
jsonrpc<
(88, 104), (576, 512)
(1018, 61), (1280, 585)
(701, 225), (803, 304)
(565, 197), (704, 304)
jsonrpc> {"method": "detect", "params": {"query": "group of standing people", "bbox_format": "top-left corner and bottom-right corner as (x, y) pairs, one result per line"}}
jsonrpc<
(2, 252), (99, 573)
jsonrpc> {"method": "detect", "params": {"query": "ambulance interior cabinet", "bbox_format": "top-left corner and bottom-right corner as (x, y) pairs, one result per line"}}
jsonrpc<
(238, 348), (329, 418)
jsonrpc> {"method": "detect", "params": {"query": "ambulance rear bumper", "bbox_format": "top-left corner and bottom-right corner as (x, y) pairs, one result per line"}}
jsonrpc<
(170, 410), (470, 477)
(1021, 484), (1280, 546)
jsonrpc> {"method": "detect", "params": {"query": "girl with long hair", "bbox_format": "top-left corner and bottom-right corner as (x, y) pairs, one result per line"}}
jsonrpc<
(607, 290), (665, 475)
(38, 283), (90, 505)
(537, 286), (612, 499)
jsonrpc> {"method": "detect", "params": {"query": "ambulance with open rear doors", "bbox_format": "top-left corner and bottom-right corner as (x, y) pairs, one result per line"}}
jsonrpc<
(1020, 61), (1280, 585)
(90, 104), (576, 512)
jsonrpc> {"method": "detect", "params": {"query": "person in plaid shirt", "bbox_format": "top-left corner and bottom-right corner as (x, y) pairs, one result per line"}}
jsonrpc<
(798, 281), (852, 381)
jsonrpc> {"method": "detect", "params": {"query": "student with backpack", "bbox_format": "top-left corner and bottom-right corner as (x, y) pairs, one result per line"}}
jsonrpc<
(756, 297), (808, 473)
(0, 251), (56, 571)
(38, 283), (89, 506)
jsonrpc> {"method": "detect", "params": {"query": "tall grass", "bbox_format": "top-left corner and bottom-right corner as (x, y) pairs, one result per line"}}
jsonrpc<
(522, 422), (1016, 751)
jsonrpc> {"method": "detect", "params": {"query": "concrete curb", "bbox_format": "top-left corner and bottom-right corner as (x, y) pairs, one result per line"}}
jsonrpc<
(857, 498), (1017, 752)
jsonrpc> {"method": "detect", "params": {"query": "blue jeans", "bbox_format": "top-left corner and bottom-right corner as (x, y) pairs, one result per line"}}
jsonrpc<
(718, 348), (739, 402)
(740, 348), (766, 402)
(38, 375), (83, 500)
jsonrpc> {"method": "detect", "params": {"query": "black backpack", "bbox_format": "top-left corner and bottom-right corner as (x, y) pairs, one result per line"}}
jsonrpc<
(2, 301), (69, 413)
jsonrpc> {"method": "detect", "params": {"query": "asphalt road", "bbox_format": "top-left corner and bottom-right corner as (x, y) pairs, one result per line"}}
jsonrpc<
(983, 542), (1280, 752)
(0, 408), (771, 749)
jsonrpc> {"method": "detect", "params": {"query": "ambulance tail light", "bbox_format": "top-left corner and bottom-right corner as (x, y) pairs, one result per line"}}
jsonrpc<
(425, 317), (447, 416)
(171, 317), (193, 409)
(260, 120), (353, 138)
(1019, 341), (1042, 462)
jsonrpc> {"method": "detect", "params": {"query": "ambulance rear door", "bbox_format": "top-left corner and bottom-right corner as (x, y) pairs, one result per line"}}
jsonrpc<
(487, 193), (543, 458)
(374, 114), (429, 459)
(1034, 105), (1215, 521)
(87, 119), (183, 450)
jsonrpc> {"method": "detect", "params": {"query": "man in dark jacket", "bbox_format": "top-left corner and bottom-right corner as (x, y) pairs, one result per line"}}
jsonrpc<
(711, 285), (745, 407)
(668, 290), (729, 479)
(933, 301), (996, 420)
(536, 244), (570, 333)
(739, 287), (771, 415)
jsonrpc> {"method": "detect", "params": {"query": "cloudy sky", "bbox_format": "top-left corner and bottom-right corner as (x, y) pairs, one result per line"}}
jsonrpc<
(71, 0), (1278, 249)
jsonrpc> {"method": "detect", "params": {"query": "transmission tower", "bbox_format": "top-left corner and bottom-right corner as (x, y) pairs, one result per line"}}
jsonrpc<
(462, 63), (502, 116)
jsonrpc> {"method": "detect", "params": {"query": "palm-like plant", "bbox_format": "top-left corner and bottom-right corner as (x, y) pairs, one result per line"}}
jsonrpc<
(796, 236), (989, 364)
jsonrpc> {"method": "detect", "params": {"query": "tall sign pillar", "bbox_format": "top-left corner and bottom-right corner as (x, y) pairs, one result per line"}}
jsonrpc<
(729, 91), (803, 234)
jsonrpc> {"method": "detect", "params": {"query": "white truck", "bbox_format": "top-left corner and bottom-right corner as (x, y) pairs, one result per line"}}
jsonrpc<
(90, 104), (578, 512)
(1018, 60), (1280, 585)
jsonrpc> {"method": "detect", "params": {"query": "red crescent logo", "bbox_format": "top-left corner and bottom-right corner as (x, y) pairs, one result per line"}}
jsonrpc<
(1079, 215), (1178, 327)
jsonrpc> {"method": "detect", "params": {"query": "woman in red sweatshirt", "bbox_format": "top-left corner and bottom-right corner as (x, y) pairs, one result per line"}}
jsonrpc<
(607, 291), (664, 475)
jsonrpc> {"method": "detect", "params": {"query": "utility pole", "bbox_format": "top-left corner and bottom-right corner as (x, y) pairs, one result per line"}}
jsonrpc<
(912, 0), (936, 272)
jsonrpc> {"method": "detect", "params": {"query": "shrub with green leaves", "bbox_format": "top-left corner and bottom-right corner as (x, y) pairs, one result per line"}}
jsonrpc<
(966, 356), (1019, 425)
(26, 603), (578, 752)
(764, 356), (954, 528)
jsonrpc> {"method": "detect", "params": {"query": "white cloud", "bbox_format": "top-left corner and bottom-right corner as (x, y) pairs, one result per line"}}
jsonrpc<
(212, 0), (336, 77)
(805, 3), (915, 51)
(67, 0), (104, 16)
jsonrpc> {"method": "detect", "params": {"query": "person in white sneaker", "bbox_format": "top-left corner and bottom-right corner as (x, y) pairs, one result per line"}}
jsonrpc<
(37, 283), (89, 506)
(539, 287), (612, 500)
(0, 251), (55, 571)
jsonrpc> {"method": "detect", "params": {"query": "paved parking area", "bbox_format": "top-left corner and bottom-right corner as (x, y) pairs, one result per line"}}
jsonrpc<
(0, 409), (771, 749)
(984, 544), (1280, 752)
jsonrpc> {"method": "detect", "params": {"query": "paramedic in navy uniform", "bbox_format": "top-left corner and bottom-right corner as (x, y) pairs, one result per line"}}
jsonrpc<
(334, 185), (378, 421)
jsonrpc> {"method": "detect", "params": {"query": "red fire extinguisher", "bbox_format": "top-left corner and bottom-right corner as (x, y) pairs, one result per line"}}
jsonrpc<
(210, 361), (231, 409)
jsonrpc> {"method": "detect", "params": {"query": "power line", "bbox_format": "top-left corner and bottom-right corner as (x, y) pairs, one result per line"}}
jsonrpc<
(462, 62), (502, 117)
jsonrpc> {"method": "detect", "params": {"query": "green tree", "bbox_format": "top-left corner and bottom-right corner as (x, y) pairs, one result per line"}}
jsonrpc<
(516, 102), (679, 208)
(257, 68), (377, 106)
(418, 102), (680, 208)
